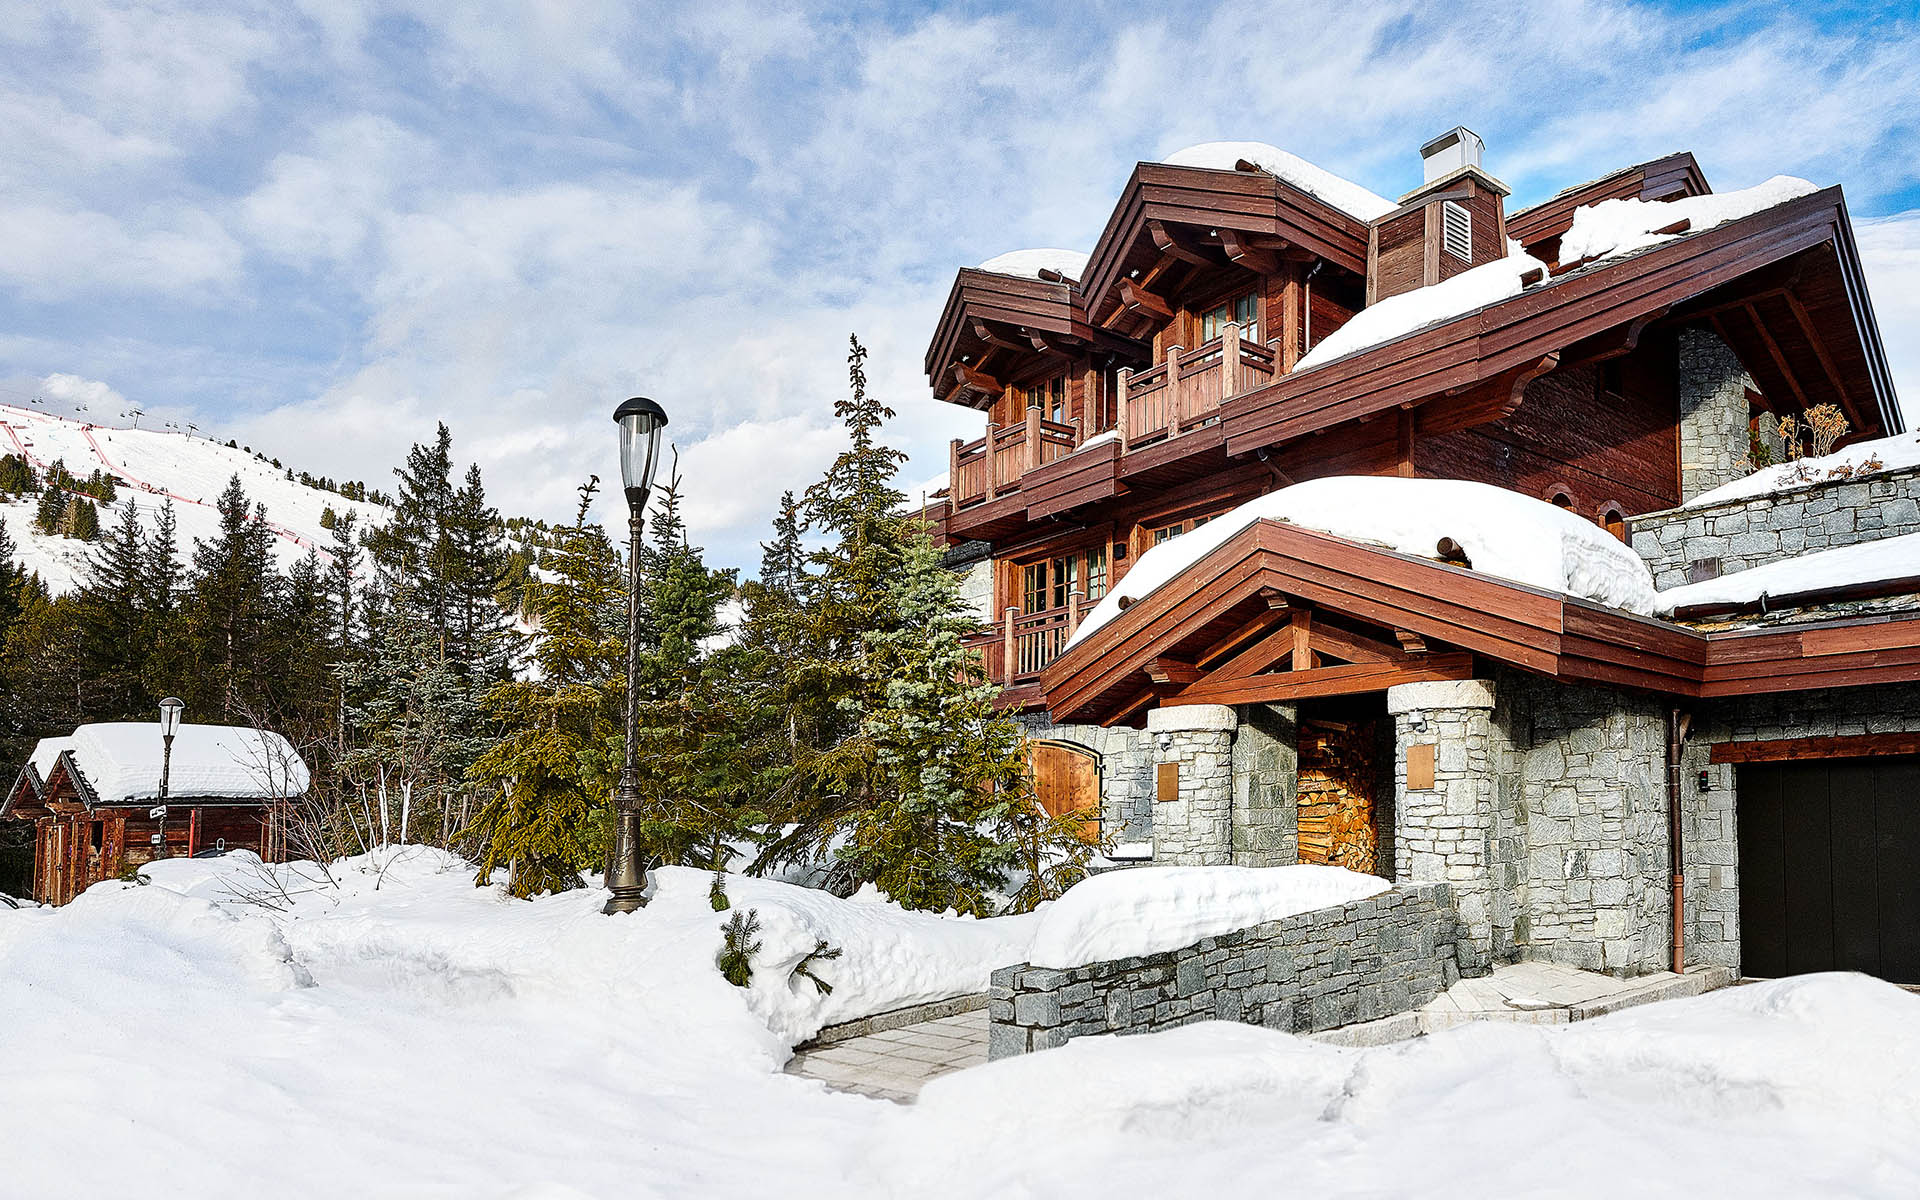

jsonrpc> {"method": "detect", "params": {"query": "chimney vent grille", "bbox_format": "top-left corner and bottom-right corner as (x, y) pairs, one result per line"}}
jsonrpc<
(1441, 200), (1472, 261)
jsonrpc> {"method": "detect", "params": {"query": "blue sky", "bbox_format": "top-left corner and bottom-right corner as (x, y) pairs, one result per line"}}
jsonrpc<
(3, 0), (1918, 570)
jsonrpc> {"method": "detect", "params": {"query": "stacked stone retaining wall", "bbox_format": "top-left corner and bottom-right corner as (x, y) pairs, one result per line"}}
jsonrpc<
(986, 882), (1466, 1058)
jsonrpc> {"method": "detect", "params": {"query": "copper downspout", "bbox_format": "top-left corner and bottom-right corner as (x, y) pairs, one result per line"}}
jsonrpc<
(1668, 708), (1689, 975)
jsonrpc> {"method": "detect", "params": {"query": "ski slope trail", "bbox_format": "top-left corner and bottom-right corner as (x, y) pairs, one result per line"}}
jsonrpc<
(0, 402), (386, 594)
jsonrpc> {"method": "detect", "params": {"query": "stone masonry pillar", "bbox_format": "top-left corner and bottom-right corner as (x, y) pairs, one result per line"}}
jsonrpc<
(1387, 679), (1511, 972)
(1147, 704), (1236, 865)
(1677, 326), (1755, 501)
(1230, 703), (1298, 867)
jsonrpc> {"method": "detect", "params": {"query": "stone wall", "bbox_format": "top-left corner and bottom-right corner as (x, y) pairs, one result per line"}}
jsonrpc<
(1148, 705), (1236, 864)
(1015, 714), (1155, 845)
(986, 882), (1465, 1057)
(1230, 703), (1299, 867)
(1684, 681), (1920, 973)
(1629, 466), (1920, 590)
(1676, 326), (1754, 502)
(1507, 675), (1671, 975)
(1388, 679), (1513, 972)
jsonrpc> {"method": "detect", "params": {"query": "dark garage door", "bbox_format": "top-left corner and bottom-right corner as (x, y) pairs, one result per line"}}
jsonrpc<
(1738, 758), (1920, 984)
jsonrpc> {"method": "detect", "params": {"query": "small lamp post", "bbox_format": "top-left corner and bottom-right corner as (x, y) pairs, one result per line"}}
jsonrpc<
(604, 396), (668, 914)
(155, 696), (184, 860)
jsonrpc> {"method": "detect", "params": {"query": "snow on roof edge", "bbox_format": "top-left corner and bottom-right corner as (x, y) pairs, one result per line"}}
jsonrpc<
(1157, 142), (1396, 222)
(974, 248), (1090, 281)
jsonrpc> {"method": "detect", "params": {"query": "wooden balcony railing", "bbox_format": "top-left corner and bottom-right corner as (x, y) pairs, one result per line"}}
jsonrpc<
(950, 407), (1082, 509)
(1120, 322), (1276, 450)
(970, 594), (1089, 689)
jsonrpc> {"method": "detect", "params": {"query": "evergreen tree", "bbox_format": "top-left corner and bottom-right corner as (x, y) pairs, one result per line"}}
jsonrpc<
(442, 462), (518, 686)
(32, 487), (65, 535)
(463, 480), (624, 898)
(182, 476), (281, 717)
(65, 498), (99, 541)
(71, 499), (150, 717)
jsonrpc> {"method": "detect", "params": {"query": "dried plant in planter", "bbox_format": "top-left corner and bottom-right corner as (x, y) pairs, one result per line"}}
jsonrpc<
(1774, 413), (1801, 461)
(1805, 403), (1849, 458)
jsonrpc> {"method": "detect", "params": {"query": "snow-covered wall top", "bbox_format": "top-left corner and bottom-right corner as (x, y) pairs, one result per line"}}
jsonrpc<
(974, 249), (1090, 281)
(0, 402), (388, 594)
(1068, 476), (1660, 649)
(1682, 431), (1920, 510)
(62, 722), (310, 805)
(1159, 142), (1396, 222)
(1295, 244), (1541, 371)
(1654, 531), (1920, 615)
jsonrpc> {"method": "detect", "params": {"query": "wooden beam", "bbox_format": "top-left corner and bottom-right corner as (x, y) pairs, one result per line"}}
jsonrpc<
(1149, 220), (1214, 267)
(1145, 657), (1202, 685)
(1309, 621), (1408, 665)
(952, 363), (1004, 396)
(1119, 278), (1174, 323)
(1709, 732), (1920, 764)
(1395, 630), (1430, 656)
(1219, 229), (1279, 275)
(970, 318), (1030, 354)
(1026, 330), (1054, 354)
(1291, 608), (1313, 670)
(1194, 604), (1295, 669)
(1784, 290), (1855, 411)
(1174, 654), (1474, 706)
(1735, 303), (1810, 411)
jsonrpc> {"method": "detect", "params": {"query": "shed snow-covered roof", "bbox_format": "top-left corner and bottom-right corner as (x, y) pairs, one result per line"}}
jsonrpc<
(29, 736), (71, 780)
(1159, 142), (1395, 222)
(1655, 532), (1920, 617)
(62, 723), (309, 806)
(1067, 476), (1659, 649)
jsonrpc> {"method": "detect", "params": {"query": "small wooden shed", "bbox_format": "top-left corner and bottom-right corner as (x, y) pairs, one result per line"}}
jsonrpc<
(0, 722), (309, 905)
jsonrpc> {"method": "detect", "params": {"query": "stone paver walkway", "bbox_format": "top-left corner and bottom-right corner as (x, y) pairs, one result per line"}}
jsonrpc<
(786, 1007), (988, 1103)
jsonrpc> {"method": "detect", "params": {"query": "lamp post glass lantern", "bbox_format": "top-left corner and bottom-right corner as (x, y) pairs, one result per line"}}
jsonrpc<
(155, 696), (184, 860)
(605, 397), (668, 914)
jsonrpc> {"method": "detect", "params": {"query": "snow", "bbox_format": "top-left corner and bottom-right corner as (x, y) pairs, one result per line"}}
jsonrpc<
(1655, 530), (1920, 615)
(5, 848), (1920, 1197)
(1072, 428), (1119, 453)
(1026, 864), (1388, 968)
(27, 735), (71, 780)
(888, 973), (1920, 1198)
(1559, 175), (1820, 265)
(1295, 242), (1544, 371)
(1685, 431), (1920, 508)
(974, 248), (1089, 281)
(1069, 476), (1659, 648)
(1160, 142), (1396, 222)
(65, 722), (311, 804)
(0, 401), (386, 594)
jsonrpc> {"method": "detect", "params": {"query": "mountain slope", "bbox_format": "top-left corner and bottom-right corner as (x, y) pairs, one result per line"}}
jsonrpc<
(0, 402), (387, 594)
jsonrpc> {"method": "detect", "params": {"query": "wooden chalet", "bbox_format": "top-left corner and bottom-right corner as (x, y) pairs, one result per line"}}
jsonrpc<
(1, 723), (305, 905)
(922, 129), (1920, 985)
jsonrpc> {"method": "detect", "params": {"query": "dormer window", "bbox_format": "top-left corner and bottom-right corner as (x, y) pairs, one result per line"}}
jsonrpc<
(1202, 293), (1259, 344)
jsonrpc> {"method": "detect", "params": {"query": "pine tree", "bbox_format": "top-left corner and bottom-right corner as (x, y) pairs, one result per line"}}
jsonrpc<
(442, 463), (519, 687)
(32, 487), (65, 536)
(71, 499), (149, 717)
(463, 480), (625, 898)
(182, 476), (281, 717)
(65, 498), (99, 541)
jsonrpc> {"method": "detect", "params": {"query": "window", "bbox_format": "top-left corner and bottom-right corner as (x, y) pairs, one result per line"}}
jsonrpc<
(1442, 200), (1472, 261)
(1201, 293), (1259, 344)
(1152, 523), (1184, 546)
(1598, 503), (1628, 543)
(1548, 487), (1576, 511)
(1020, 547), (1110, 613)
(1027, 374), (1067, 423)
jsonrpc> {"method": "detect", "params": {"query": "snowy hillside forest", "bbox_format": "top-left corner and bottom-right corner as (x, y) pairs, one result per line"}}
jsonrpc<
(0, 338), (1096, 914)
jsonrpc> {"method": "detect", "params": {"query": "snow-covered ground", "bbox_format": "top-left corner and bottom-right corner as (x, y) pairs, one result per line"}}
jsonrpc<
(2, 851), (1916, 1197)
(0, 401), (386, 592)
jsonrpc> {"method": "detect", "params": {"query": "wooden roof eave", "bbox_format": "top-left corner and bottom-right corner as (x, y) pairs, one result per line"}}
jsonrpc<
(0, 764), (41, 820)
(1221, 188), (1894, 456)
(1079, 163), (1371, 328)
(925, 268), (1084, 406)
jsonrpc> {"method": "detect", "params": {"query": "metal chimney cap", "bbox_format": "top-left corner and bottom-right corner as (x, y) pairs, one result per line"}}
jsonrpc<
(1420, 126), (1485, 183)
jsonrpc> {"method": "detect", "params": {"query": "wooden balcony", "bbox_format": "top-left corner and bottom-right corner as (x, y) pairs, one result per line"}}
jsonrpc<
(950, 408), (1081, 509)
(967, 597), (1090, 701)
(1120, 323), (1276, 449)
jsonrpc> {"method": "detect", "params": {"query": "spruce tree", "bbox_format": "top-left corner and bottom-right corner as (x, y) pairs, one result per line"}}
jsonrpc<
(32, 487), (65, 535)
(463, 480), (624, 898)
(72, 499), (149, 717)
(182, 475), (281, 717)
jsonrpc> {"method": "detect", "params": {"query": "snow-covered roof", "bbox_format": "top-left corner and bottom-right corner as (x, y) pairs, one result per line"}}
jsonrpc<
(1683, 432), (1920, 510)
(1558, 176), (1817, 265)
(1655, 532), (1920, 616)
(1295, 243), (1541, 372)
(1158, 142), (1396, 222)
(62, 722), (310, 806)
(974, 248), (1089, 281)
(1068, 477), (1659, 649)
(1290, 175), (1823, 377)
(28, 736), (72, 780)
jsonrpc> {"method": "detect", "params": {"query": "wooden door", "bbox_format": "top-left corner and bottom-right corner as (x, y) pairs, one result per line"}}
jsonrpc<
(1030, 742), (1101, 841)
(1738, 758), (1920, 984)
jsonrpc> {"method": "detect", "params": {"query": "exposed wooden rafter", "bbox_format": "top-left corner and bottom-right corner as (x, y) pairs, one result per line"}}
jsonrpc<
(1148, 219), (1215, 267)
(1219, 229), (1279, 275)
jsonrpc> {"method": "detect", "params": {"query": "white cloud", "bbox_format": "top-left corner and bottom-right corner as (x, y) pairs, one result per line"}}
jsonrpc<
(0, 204), (243, 299)
(1857, 210), (1920, 429)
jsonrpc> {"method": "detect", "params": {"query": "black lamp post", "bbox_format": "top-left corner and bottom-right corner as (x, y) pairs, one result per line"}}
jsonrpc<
(155, 696), (184, 860)
(604, 396), (668, 914)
